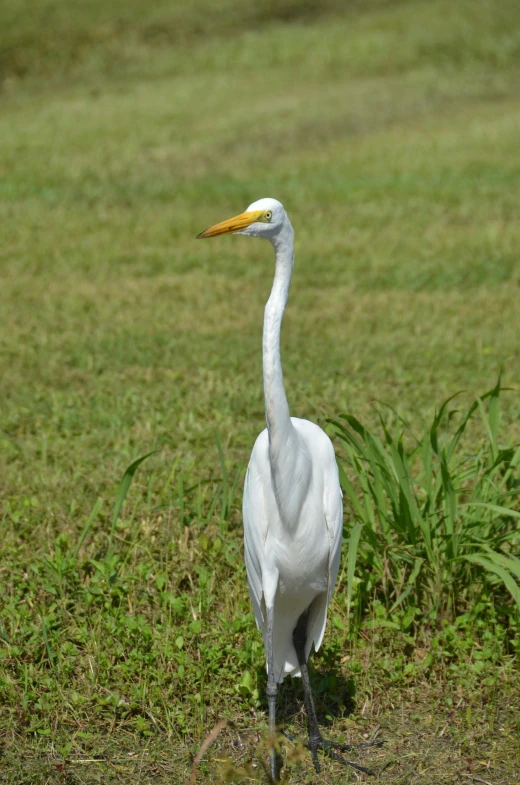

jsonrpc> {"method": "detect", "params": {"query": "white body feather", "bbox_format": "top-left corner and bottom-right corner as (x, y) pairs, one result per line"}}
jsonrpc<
(235, 198), (343, 684)
(243, 418), (343, 682)
(198, 197), (343, 690)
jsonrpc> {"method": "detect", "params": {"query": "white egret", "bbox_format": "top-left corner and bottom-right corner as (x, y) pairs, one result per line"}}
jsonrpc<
(197, 198), (377, 780)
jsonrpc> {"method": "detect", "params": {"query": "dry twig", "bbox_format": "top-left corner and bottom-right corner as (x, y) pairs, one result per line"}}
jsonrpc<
(189, 719), (228, 785)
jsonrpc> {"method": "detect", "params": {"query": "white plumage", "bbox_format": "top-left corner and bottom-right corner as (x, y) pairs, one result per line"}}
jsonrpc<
(243, 418), (343, 681)
(198, 197), (346, 780)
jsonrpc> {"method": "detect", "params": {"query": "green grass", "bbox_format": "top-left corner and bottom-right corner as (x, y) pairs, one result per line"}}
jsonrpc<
(1, 0), (520, 782)
(333, 379), (520, 625)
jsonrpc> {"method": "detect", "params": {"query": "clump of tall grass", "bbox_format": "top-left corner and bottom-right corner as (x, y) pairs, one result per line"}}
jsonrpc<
(331, 378), (520, 630)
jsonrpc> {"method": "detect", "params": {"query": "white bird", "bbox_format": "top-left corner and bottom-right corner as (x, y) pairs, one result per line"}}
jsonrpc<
(197, 198), (376, 780)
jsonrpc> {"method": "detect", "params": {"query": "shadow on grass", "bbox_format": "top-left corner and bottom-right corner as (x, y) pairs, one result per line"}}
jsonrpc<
(255, 645), (357, 731)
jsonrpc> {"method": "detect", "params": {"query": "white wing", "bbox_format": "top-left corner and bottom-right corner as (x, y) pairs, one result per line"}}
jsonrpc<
(243, 429), (270, 630)
(325, 454), (344, 609)
(304, 437), (343, 661)
(243, 421), (343, 679)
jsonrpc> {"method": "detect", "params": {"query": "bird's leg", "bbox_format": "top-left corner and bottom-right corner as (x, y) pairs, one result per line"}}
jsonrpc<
(292, 610), (323, 772)
(291, 611), (379, 776)
(266, 605), (279, 783)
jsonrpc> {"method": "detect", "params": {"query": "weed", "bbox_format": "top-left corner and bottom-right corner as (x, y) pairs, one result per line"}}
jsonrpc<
(331, 377), (520, 632)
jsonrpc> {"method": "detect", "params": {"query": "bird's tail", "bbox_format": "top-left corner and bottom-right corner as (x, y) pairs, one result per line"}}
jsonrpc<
(269, 592), (329, 683)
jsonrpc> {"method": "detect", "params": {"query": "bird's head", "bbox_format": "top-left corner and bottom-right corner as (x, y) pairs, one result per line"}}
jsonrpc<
(197, 198), (289, 242)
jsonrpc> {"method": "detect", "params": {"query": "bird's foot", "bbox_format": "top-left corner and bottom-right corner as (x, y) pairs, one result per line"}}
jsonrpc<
(269, 746), (278, 784)
(265, 730), (283, 784)
(282, 731), (383, 776)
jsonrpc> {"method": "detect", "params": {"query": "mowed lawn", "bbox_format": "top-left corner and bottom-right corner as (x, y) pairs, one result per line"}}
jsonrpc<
(1, 1), (520, 783)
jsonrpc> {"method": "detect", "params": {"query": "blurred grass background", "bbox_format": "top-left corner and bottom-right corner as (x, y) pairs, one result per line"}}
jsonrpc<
(1, 1), (520, 783)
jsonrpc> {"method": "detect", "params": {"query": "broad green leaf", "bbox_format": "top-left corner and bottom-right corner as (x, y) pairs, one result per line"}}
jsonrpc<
(482, 548), (520, 582)
(464, 554), (520, 611)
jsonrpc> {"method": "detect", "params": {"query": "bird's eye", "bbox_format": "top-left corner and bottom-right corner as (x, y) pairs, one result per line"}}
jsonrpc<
(265, 211), (272, 221)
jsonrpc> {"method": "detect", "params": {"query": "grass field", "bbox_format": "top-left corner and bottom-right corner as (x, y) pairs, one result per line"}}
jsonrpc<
(1, 1), (520, 782)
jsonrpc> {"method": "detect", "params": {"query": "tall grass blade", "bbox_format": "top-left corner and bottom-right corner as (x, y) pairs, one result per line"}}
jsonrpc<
(390, 557), (424, 612)
(73, 498), (101, 559)
(465, 502), (520, 519)
(110, 451), (156, 546)
(430, 391), (464, 456)
(177, 471), (185, 526)
(214, 432), (229, 524)
(464, 554), (520, 611)
(41, 617), (55, 671)
(440, 454), (457, 563)
(482, 549), (520, 582)
(488, 372), (502, 452)
(158, 456), (179, 501)
(227, 462), (244, 520)
(346, 522), (364, 617)
(337, 461), (365, 520)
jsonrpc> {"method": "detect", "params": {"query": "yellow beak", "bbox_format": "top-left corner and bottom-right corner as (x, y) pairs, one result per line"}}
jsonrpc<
(196, 210), (265, 239)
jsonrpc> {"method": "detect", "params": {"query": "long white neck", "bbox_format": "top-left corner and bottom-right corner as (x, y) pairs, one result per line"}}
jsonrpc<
(263, 222), (295, 455)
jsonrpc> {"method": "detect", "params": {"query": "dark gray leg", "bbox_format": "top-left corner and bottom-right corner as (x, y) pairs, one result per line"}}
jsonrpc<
(291, 610), (380, 776)
(292, 611), (322, 771)
(266, 605), (279, 782)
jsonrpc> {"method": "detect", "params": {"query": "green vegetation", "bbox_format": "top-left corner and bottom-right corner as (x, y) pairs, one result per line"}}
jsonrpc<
(1, 0), (520, 782)
(333, 378), (520, 627)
